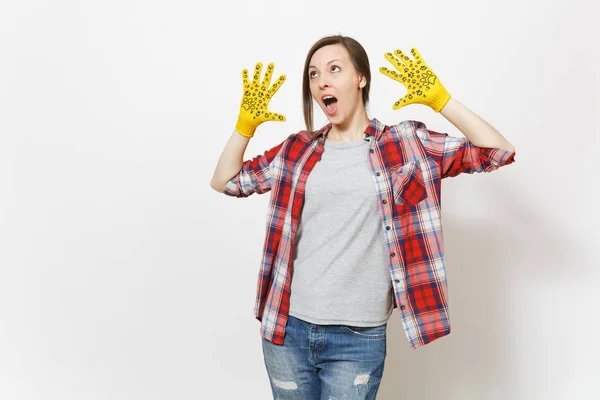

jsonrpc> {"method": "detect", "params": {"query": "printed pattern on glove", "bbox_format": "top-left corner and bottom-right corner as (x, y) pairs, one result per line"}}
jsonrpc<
(379, 48), (450, 112)
(236, 62), (286, 138)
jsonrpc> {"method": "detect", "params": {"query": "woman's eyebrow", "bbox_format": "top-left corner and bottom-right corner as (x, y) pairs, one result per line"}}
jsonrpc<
(309, 59), (343, 68)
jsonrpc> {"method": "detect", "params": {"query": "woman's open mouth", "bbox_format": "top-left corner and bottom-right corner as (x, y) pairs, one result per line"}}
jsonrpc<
(323, 95), (338, 116)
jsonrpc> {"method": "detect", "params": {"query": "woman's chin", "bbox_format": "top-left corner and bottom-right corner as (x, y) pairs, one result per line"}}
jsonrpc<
(328, 112), (345, 123)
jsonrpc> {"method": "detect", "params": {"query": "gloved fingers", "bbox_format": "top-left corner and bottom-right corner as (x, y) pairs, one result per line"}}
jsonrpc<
(409, 48), (425, 64)
(269, 112), (285, 122)
(264, 111), (286, 122)
(393, 49), (415, 65)
(392, 97), (406, 110)
(384, 52), (409, 73)
(379, 66), (406, 84)
(267, 74), (286, 98)
(241, 68), (250, 89)
(251, 62), (263, 85)
(392, 95), (416, 110)
(261, 63), (275, 89)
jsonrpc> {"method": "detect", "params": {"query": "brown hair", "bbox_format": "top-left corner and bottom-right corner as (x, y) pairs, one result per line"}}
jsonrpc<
(302, 35), (371, 137)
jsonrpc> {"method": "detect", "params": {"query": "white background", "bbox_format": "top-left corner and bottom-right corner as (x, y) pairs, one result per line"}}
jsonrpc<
(1, 0), (599, 399)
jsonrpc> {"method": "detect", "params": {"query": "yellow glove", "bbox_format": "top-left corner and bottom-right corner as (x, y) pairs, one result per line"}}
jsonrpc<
(379, 48), (450, 112)
(235, 62), (286, 138)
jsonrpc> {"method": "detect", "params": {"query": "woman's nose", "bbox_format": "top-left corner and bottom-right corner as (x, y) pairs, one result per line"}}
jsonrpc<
(318, 75), (330, 89)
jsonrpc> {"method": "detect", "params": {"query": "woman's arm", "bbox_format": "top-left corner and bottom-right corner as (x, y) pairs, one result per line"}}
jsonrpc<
(211, 61), (287, 193)
(378, 48), (515, 153)
(439, 97), (515, 153)
(210, 130), (250, 193)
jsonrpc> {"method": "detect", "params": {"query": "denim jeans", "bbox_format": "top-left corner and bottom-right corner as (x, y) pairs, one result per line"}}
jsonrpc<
(261, 314), (387, 399)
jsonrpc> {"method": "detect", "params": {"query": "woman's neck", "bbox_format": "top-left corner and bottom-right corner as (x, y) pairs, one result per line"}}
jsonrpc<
(326, 111), (371, 142)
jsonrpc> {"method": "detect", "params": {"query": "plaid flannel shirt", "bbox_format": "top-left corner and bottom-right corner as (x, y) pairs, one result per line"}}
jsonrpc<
(224, 118), (515, 349)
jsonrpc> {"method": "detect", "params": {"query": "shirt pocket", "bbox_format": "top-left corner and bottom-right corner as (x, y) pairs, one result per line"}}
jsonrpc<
(391, 160), (428, 206)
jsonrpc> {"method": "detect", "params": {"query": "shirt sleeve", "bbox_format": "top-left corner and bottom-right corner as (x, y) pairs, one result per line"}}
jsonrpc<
(223, 132), (290, 198)
(413, 122), (516, 178)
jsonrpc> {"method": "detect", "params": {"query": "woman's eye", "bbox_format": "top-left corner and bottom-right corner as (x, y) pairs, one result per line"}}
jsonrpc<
(309, 71), (317, 78)
(331, 65), (340, 72)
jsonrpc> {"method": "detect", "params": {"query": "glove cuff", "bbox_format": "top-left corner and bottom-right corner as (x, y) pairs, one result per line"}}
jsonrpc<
(235, 118), (257, 138)
(431, 91), (451, 113)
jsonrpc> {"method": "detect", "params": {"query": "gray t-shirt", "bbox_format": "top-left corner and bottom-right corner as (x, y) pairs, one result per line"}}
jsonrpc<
(288, 135), (394, 326)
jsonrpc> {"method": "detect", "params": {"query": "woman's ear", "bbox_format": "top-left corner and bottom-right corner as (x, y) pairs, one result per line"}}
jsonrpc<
(358, 75), (367, 89)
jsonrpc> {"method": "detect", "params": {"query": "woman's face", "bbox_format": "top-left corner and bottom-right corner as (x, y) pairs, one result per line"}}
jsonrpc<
(308, 44), (366, 124)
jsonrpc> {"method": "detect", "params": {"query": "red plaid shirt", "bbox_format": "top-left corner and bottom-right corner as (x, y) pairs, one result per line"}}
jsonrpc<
(224, 118), (515, 349)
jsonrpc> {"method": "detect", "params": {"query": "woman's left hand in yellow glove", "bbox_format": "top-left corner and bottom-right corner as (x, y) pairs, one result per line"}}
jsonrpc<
(379, 48), (450, 112)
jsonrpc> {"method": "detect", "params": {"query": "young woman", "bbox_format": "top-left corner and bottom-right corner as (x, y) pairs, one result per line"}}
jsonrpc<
(210, 35), (515, 399)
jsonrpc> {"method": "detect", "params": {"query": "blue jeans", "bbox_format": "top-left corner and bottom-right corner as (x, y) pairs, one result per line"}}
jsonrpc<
(261, 314), (387, 399)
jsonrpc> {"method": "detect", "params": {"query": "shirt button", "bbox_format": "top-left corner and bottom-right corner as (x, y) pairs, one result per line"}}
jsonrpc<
(370, 149), (374, 154)
(390, 252), (396, 257)
(394, 279), (400, 283)
(400, 305), (406, 310)
(376, 172), (381, 176)
(382, 199), (387, 204)
(386, 226), (391, 231)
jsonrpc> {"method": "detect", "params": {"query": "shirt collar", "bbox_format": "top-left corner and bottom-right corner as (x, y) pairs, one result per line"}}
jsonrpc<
(297, 117), (385, 143)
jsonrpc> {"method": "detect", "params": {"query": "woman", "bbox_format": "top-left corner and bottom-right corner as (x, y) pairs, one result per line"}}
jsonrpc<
(210, 35), (515, 399)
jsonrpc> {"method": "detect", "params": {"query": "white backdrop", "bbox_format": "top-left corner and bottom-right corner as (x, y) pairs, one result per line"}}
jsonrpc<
(1, 1), (599, 399)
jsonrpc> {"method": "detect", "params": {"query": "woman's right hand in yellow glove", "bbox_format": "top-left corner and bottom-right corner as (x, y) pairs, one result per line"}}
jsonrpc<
(235, 62), (286, 138)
